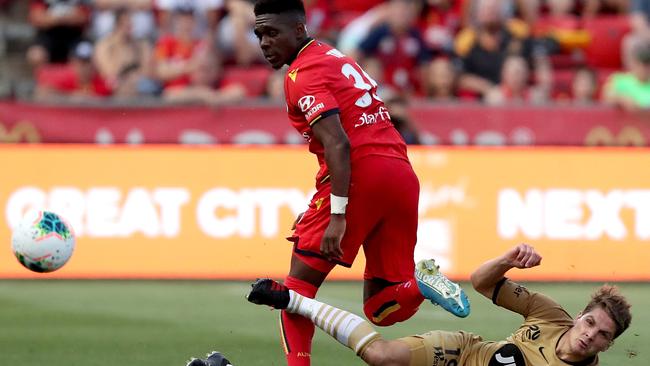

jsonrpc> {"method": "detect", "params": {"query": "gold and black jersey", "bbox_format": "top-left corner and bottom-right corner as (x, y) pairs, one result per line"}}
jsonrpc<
(493, 278), (598, 366)
(399, 278), (598, 366)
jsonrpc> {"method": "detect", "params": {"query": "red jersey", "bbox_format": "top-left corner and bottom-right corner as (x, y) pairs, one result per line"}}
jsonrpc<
(155, 35), (202, 88)
(284, 40), (408, 185)
(36, 64), (112, 97)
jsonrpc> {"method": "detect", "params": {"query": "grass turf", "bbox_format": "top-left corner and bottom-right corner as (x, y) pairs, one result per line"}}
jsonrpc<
(0, 281), (647, 365)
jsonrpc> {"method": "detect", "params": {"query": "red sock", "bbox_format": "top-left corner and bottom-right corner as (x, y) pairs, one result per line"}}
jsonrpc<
(279, 276), (318, 366)
(363, 278), (424, 326)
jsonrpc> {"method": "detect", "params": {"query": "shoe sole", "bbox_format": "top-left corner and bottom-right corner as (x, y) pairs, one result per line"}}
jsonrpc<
(416, 260), (470, 318)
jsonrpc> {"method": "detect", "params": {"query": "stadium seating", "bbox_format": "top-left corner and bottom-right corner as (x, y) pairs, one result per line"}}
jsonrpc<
(552, 67), (616, 100)
(35, 63), (74, 87)
(221, 65), (272, 97)
(582, 15), (631, 69)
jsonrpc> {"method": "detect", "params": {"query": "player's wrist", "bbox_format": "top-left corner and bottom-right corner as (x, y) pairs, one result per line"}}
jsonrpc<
(330, 194), (348, 215)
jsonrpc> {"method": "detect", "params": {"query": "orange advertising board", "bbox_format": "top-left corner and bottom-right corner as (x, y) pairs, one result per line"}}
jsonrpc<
(1, 146), (649, 281)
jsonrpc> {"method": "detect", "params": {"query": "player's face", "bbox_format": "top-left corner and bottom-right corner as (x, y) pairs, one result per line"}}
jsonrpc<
(569, 307), (616, 357)
(254, 14), (304, 69)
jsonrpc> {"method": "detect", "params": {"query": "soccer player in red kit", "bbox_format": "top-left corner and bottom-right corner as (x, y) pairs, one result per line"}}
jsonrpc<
(247, 1), (468, 365)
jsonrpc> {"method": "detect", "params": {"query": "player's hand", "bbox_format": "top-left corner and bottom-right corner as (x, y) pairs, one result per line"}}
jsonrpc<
(291, 212), (305, 230)
(504, 243), (542, 269)
(320, 214), (345, 260)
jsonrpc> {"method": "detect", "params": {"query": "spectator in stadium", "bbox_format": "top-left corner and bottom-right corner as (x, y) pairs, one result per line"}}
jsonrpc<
(603, 40), (650, 111)
(244, 243), (632, 366)
(533, 0), (590, 53)
(582, 0), (630, 19)
(423, 56), (459, 101)
(0, 1), (9, 58)
(26, 0), (90, 67)
(484, 54), (550, 105)
(155, 6), (209, 90)
(454, 0), (551, 99)
(263, 68), (286, 101)
(162, 48), (246, 106)
(33, 41), (112, 101)
(155, 0), (223, 37)
(91, 0), (156, 41)
(358, 57), (389, 95)
(384, 92), (423, 144)
(248, 1), (470, 366)
(356, 0), (432, 95)
(419, 0), (464, 55)
(336, 2), (390, 57)
(94, 7), (156, 90)
(462, 0), (542, 28)
(622, 0), (650, 69)
(513, 0), (541, 26)
(111, 62), (145, 99)
(543, 0), (579, 22)
(111, 57), (162, 99)
(217, 0), (264, 65)
(301, 0), (338, 43)
(570, 66), (599, 105)
(0, 0), (14, 12)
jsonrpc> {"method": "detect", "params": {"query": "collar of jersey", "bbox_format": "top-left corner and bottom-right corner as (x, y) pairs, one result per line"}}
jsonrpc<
(287, 37), (315, 65)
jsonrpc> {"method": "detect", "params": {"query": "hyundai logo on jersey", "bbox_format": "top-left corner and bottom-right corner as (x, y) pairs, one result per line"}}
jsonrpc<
(298, 95), (316, 112)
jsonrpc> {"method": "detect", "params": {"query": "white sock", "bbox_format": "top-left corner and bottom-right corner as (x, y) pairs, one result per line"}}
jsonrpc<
(287, 290), (380, 355)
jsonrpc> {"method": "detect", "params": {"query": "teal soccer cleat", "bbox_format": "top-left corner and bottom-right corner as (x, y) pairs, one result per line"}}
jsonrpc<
(415, 259), (470, 318)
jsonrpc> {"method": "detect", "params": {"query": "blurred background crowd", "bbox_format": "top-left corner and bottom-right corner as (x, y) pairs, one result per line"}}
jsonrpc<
(0, 0), (648, 111)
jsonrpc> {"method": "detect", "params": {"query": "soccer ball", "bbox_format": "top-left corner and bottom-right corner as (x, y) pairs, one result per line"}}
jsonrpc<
(11, 210), (75, 273)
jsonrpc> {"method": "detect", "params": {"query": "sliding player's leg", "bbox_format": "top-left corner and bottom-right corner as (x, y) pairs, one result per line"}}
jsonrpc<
(248, 278), (484, 366)
(249, 278), (379, 354)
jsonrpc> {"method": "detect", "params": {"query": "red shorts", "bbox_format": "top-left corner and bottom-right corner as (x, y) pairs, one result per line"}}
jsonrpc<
(288, 155), (420, 282)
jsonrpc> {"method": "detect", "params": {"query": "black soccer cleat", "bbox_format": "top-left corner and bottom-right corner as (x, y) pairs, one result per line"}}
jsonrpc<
(246, 278), (290, 309)
(186, 359), (206, 366)
(185, 351), (232, 366)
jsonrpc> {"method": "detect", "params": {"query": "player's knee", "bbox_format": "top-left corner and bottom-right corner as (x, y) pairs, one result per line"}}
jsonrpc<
(368, 315), (398, 327)
(363, 301), (417, 327)
(363, 302), (397, 326)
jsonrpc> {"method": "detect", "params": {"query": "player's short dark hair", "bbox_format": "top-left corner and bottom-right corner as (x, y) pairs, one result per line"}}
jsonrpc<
(582, 284), (631, 339)
(254, 0), (306, 19)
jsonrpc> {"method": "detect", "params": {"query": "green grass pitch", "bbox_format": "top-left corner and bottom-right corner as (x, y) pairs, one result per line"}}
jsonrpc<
(0, 281), (647, 365)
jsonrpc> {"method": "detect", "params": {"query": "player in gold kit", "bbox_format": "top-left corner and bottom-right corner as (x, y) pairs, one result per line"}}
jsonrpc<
(246, 243), (632, 366)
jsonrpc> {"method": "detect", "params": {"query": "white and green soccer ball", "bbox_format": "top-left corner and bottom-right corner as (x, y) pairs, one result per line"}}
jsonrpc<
(11, 210), (75, 273)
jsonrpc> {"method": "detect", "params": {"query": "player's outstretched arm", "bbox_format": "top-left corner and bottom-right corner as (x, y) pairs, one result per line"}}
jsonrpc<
(470, 243), (542, 300)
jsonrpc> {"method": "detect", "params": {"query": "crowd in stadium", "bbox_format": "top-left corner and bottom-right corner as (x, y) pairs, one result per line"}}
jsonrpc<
(0, 0), (648, 110)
